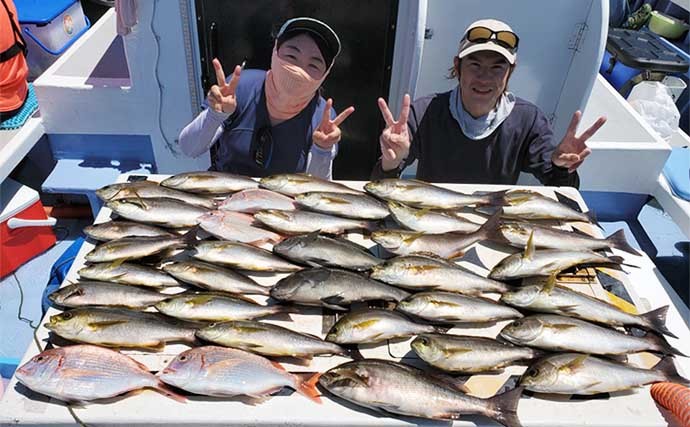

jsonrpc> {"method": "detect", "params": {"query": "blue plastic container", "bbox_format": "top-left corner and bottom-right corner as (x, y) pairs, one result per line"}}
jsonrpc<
(0, 357), (20, 379)
(599, 28), (688, 97)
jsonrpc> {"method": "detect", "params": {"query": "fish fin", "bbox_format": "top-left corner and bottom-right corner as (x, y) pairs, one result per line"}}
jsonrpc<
(640, 305), (677, 339)
(648, 332), (687, 357)
(183, 295), (215, 306)
(321, 195), (350, 205)
(568, 225), (598, 238)
(523, 231), (535, 261)
(427, 372), (470, 393)
(402, 232), (425, 244)
(296, 373), (322, 404)
(154, 381), (187, 403)
(486, 386), (524, 427)
(443, 347), (473, 357)
(321, 302), (349, 311)
(544, 323), (578, 332)
(111, 258), (128, 268)
(448, 250), (465, 260)
(341, 345), (364, 360)
(543, 274), (557, 295)
(555, 304), (579, 314)
(321, 294), (347, 305)
(87, 320), (129, 330)
(653, 356), (690, 386)
(353, 319), (380, 330)
(180, 226), (200, 246)
(603, 229), (641, 256)
(559, 354), (589, 374)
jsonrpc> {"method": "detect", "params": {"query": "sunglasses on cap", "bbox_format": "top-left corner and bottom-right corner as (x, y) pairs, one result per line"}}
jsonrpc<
(465, 26), (519, 51)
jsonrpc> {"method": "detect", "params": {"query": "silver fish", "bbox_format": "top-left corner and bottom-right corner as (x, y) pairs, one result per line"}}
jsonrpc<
(162, 260), (270, 295)
(500, 314), (685, 356)
(219, 188), (297, 213)
(192, 240), (302, 272)
(260, 173), (361, 196)
(412, 334), (542, 374)
(96, 180), (216, 208)
(387, 201), (480, 233)
(295, 192), (390, 219)
(196, 320), (346, 358)
(15, 345), (185, 403)
(155, 293), (286, 322)
(158, 346), (321, 402)
(364, 179), (506, 209)
(273, 233), (383, 271)
(45, 308), (197, 350)
(520, 353), (689, 395)
(78, 262), (181, 287)
(477, 190), (594, 222)
(489, 234), (624, 280)
(48, 282), (170, 309)
(319, 359), (523, 426)
(254, 209), (377, 235)
(397, 291), (523, 323)
(325, 309), (437, 344)
(371, 211), (503, 258)
(370, 255), (510, 295)
(84, 221), (175, 241)
(500, 281), (676, 337)
(499, 222), (640, 255)
(84, 232), (196, 263)
(160, 171), (258, 194)
(107, 197), (208, 228)
(270, 268), (410, 310)
(198, 210), (282, 245)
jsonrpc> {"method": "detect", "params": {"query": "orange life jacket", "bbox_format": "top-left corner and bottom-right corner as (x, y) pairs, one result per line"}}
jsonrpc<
(0, 0), (29, 113)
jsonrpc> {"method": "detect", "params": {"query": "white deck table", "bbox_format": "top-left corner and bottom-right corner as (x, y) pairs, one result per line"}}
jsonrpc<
(1, 177), (688, 427)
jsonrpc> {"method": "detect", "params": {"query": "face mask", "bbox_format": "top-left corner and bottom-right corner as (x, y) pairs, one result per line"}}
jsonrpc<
(449, 85), (515, 140)
(265, 45), (329, 122)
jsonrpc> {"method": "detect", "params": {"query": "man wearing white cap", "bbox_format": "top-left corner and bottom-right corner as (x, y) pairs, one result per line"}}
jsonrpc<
(372, 19), (606, 187)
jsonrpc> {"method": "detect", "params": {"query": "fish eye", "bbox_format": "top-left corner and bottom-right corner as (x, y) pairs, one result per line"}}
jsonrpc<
(36, 356), (44, 362)
(528, 368), (539, 377)
(208, 323), (217, 328)
(512, 320), (522, 327)
(63, 312), (72, 319)
(179, 355), (188, 362)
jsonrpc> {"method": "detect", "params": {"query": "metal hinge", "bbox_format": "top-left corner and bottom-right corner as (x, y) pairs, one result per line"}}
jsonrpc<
(568, 22), (588, 52)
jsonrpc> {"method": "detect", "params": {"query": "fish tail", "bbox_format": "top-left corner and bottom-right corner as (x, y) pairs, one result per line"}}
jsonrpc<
(585, 209), (599, 226)
(296, 372), (322, 404)
(653, 356), (690, 386)
(154, 380), (187, 403)
(487, 386), (524, 427)
(487, 190), (509, 206)
(640, 305), (678, 339)
(604, 229), (641, 256)
(649, 332), (687, 357)
(180, 226), (200, 246)
(478, 210), (505, 243)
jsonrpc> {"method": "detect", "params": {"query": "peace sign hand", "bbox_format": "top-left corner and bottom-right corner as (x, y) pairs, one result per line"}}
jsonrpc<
(378, 94), (411, 171)
(312, 99), (355, 149)
(552, 111), (607, 173)
(207, 58), (241, 114)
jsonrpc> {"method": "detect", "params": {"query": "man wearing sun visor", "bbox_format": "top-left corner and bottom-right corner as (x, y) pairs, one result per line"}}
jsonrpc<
(372, 19), (607, 188)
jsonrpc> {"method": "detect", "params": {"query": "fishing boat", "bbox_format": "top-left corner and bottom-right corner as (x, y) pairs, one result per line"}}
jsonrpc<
(0, 0), (688, 425)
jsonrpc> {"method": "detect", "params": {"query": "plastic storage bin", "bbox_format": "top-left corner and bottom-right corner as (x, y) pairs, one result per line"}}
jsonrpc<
(15, 0), (91, 80)
(599, 28), (688, 98)
(0, 178), (56, 279)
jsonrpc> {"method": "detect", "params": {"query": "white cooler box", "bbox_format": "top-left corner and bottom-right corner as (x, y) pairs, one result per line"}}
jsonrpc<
(15, 0), (91, 80)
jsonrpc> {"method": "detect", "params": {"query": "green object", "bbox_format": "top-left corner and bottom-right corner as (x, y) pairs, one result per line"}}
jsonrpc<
(623, 4), (652, 30)
(649, 10), (690, 40)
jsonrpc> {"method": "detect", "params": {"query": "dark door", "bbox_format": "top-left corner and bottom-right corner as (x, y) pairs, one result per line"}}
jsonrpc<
(195, 0), (398, 180)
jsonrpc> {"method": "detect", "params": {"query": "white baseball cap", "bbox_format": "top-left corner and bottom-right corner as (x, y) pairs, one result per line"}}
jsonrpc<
(457, 19), (518, 65)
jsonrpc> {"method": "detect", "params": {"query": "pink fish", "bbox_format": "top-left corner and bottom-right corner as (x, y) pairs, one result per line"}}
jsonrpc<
(219, 189), (297, 213)
(199, 210), (283, 245)
(15, 345), (185, 404)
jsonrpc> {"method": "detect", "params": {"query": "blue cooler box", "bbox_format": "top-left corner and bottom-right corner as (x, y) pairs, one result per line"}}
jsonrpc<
(599, 28), (688, 98)
(15, 0), (91, 80)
